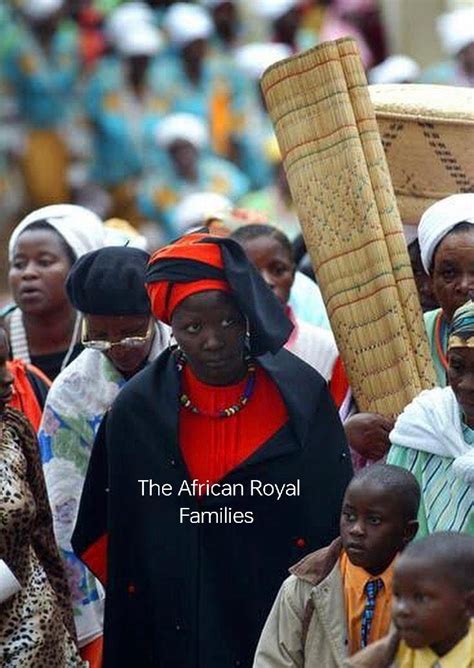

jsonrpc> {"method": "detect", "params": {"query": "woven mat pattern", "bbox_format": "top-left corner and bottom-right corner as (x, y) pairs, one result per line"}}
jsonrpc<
(261, 38), (436, 415)
(370, 84), (474, 224)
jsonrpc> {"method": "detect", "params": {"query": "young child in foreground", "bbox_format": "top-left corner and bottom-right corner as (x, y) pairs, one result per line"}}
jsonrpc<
(253, 464), (420, 667)
(347, 531), (474, 667)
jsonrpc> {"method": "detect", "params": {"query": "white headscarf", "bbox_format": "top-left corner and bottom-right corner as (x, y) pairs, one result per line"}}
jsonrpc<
(154, 114), (209, 150)
(162, 3), (213, 47)
(105, 2), (155, 44)
(390, 386), (474, 486)
(173, 192), (232, 234)
(234, 43), (292, 81)
(20, 0), (63, 20)
(437, 7), (474, 56)
(253, 0), (301, 21)
(368, 55), (420, 85)
(418, 194), (474, 274)
(9, 204), (106, 262)
(115, 22), (163, 57)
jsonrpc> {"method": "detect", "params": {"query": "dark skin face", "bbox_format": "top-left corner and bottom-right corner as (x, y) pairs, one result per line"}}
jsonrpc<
(182, 38), (207, 81)
(447, 347), (474, 428)
(430, 229), (474, 322)
(84, 314), (154, 379)
(213, 2), (238, 44)
(169, 140), (199, 181)
(458, 42), (474, 77)
(241, 236), (295, 305)
(126, 55), (151, 95)
(274, 7), (301, 47)
(393, 557), (474, 656)
(0, 331), (14, 416)
(408, 241), (438, 313)
(9, 229), (74, 317)
(171, 290), (247, 386)
(339, 479), (417, 576)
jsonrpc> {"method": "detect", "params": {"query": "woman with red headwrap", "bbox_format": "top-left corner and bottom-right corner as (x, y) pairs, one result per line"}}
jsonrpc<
(72, 232), (352, 668)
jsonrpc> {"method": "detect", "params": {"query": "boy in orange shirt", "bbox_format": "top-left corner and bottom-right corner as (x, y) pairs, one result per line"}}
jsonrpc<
(253, 464), (420, 667)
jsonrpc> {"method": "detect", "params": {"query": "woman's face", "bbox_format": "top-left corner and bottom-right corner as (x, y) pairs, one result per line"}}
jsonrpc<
(0, 331), (14, 416)
(9, 228), (74, 316)
(171, 290), (246, 386)
(84, 314), (154, 378)
(169, 140), (198, 179)
(431, 228), (474, 321)
(241, 236), (295, 305)
(447, 346), (474, 428)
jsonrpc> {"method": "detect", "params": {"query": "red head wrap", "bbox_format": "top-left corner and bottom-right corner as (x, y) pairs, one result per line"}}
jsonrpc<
(146, 234), (231, 324)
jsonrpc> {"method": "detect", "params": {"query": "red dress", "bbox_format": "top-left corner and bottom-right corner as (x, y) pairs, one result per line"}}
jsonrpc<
(179, 364), (288, 485)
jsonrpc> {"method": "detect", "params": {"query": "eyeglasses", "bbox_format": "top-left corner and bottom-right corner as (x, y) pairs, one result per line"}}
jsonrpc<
(81, 319), (154, 352)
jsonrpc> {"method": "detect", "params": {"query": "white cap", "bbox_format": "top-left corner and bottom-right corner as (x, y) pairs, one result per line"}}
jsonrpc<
(154, 114), (209, 150)
(162, 3), (214, 47)
(368, 55), (420, 85)
(174, 192), (232, 234)
(20, 0), (63, 20)
(115, 22), (163, 57)
(234, 42), (292, 81)
(437, 7), (474, 56)
(254, 0), (300, 21)
(9, 205), (105, 262)
(106, 2), (156, 44)
(418, 194), (474, 274)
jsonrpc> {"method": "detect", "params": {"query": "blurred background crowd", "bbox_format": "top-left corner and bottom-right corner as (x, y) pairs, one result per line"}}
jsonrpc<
(1, 0), (473, 303)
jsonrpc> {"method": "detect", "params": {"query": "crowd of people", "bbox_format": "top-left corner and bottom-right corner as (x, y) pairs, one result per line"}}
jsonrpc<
(0, 1), (473, 667)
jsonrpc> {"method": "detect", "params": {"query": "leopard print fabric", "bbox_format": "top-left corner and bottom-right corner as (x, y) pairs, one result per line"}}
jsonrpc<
(0, 408), (85, 667)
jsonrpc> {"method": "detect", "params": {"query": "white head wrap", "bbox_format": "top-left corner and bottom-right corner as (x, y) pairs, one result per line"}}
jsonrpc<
(368, 55), (420, 85)
(437, 7), (474, 56)
(154, 114), (209, 150)
(418, 194), (474, 274)
(105, 2), (156, 44)
(115, 22), (163, 56)
(254, 0), (300, 21)
(234, 43), (292, 81)
(173, 192), (232, 234)
(20, 0), (63, 19)
(9, 204), (106, 262)
(162, 3), (213, 47)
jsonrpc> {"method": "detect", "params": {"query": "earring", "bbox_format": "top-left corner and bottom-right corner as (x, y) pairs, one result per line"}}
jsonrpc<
(168, 333), (180, 352)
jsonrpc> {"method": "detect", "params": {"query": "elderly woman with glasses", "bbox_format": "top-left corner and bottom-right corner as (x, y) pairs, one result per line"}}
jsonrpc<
(37, 246), (167, 668)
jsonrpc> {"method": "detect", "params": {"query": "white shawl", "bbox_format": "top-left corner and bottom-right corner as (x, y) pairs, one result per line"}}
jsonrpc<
(390, 386), (474, 485)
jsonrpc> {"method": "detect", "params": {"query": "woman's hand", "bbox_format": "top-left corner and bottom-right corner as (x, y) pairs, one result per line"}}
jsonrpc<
(343, 412), (395, 461)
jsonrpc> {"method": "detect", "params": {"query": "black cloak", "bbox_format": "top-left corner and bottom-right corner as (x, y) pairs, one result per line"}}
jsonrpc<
(72, 348), (352, 667)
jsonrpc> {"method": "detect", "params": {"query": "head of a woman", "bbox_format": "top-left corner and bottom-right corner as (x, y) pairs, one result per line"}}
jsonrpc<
(9, 221), (76, 317)
(155, 114), (207, 182)
(145, 233), (293, 385)
(447, 300), (474, 427)
(67, 247), (154, 379)
(231, 224), (295, 306)
(0, 328), (14, 418)
(418, 194), (474, 322)
(171, 290), (246, 385)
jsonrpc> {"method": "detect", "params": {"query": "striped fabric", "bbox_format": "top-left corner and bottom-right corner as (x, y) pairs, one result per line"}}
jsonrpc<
(387, 444), (473, 537)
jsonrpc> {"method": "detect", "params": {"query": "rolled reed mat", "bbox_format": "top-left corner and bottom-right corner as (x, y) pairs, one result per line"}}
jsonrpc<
(261, 38), (436, 415)
(336, 38), (435, 391)
(369, 84), (474, 225)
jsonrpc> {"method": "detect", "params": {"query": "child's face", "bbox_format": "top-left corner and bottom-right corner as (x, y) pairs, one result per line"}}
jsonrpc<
(241, 236), (295, 305)
(340, 480), (414, 575)
(393, 557), (472, 657)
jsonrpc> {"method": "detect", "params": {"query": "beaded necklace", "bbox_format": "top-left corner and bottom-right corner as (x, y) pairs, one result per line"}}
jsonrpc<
(176, 352), (257, 418)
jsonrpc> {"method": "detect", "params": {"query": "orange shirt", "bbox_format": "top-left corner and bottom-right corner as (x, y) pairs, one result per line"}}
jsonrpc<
(179, 364), (288, 485)
(339, 550), (394, 656)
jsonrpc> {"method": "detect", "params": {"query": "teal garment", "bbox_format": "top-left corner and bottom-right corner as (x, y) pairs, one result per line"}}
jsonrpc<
(424, 307), (447, 387)
(2, 19), (80, 129)
(85, 55), (166, 186)
(137, 154), (250, 239)
(387, 443), (473, 538)
(419, 60), (473, 86)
